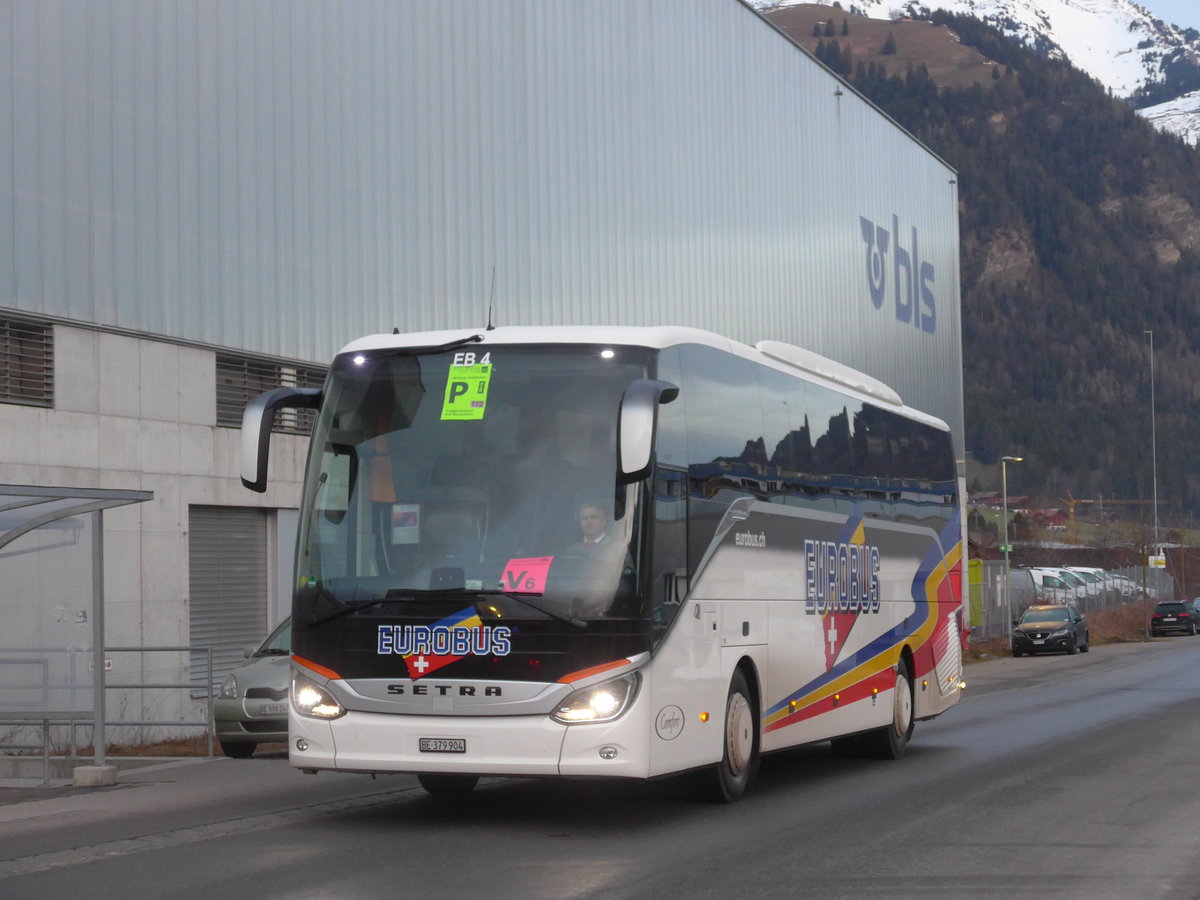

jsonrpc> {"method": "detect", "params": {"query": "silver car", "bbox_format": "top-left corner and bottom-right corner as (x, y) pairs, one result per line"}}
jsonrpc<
(213, 617), (291, 758)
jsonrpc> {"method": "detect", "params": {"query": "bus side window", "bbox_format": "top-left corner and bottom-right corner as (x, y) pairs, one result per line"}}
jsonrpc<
(652, 465), (688, 625)
(677, 344), (766, 574)
(652, 348), (689, 632)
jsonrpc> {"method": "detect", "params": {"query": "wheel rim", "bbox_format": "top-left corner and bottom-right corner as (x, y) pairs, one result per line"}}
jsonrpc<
(725, 691), (754, 776)
(892, 671), (912, 738)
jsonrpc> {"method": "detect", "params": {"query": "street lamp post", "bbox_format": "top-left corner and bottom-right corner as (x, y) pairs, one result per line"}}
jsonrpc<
(1001, 455), (1023, 647)
(1145, 330), (1159, 551)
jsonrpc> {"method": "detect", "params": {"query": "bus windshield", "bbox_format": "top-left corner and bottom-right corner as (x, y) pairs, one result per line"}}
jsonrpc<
(295, 342), (652, 627)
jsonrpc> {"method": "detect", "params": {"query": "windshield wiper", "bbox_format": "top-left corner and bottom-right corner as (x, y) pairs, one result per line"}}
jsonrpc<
(470, 589), (588, 630)
(308, 587), (588, 630)
(307, 592), (422, 626)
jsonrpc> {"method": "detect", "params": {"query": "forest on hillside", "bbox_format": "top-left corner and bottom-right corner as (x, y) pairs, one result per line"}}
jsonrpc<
(810, 11), (1200, 519)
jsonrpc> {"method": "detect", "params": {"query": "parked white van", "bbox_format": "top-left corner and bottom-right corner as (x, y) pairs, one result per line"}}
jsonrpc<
(1029, 567), (1084, 603)
(1063, 566), (1114, 602)
(1056, 568), (1098, 602)
(1012, 567), (1076, 606)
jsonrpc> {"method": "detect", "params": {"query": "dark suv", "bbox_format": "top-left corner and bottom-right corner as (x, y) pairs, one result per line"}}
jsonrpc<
(1012, 605), (1089, 656)
(1150, 601), (1197, 636)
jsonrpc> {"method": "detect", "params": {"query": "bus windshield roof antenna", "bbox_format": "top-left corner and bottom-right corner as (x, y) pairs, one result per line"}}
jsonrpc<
(486, 266), (496, 330)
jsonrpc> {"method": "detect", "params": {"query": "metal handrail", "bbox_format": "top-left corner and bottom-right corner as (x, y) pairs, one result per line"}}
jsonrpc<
(0, 645), (216, 782)
(102, 645), (215, 758)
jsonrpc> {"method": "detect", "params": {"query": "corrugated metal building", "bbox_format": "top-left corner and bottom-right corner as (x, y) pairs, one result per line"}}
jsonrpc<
(0, 0), (962, 728)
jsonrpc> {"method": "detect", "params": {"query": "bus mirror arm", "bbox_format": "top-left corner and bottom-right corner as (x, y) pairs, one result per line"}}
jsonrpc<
(240, 387), (323, 492)
(616, 379), (678, 487)
(614, 379), (678, 521)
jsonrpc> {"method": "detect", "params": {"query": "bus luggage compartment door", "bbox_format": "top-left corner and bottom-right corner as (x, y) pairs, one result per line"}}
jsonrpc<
(720, 601), (768, 648)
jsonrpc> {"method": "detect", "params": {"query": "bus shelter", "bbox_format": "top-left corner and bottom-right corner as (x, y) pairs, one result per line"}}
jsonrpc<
(0, 484), (153, 783)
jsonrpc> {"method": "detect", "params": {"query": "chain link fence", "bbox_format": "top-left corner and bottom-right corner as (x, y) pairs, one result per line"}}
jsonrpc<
(967, 559), (1174, 641)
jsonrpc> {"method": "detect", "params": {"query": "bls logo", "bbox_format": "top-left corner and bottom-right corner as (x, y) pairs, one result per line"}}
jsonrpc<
(859, 215), (936, 334)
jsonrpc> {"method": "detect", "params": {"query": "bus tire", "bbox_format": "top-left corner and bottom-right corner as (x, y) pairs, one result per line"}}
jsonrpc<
(860, 658), (914, 760)
(418, 773), (479, 796)
(703, 668), (759, 803)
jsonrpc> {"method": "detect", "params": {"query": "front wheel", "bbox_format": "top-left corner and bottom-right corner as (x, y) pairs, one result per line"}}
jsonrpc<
(860, 658), (914, 760)
(701, 669), (759, 803)
(418, 773), (479, 796)
(1067, 636), (1079, 655)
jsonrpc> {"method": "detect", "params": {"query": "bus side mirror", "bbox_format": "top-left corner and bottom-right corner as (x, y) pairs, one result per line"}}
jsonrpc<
(240, 387), (323, 492)
(616, 379), (679, 485)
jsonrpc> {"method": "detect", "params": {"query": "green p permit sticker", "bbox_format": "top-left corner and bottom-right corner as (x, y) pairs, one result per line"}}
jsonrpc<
(441, 360), (492, 420)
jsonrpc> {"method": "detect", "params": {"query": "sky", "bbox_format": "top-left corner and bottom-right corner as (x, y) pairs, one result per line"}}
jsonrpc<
(1138, 1), (1198, 29)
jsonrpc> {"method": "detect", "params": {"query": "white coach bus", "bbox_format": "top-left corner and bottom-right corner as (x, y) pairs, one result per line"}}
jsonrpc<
(241, 326), (964, 802)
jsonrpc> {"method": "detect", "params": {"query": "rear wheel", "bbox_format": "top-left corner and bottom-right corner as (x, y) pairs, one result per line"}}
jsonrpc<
(418, 773), (479, 796)
(860, 658), (914, 760)
(701, 669), (759, 803)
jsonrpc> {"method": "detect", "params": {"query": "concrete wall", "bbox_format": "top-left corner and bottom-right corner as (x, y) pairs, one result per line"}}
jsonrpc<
(0, 324), (307, 734)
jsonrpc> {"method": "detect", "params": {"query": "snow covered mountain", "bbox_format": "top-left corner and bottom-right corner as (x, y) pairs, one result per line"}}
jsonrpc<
(1141, 90), (1200, 144)
(754, 0), (1200, 143)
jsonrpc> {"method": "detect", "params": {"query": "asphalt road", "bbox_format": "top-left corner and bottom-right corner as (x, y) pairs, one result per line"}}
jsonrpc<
(4, 638), (1200, 899)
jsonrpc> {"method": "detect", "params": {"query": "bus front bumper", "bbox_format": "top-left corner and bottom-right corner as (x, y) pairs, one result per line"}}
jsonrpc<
(289, 708), (649, 779)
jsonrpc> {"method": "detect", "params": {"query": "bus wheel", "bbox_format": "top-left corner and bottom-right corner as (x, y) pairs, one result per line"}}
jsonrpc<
(418, 773), (479, 796)
(703, 669), (759, 803)
(861, 658), (914, 760)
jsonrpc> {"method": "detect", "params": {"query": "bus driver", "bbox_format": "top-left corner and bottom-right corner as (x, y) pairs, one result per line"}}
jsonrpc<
(575, 502), (613, 551)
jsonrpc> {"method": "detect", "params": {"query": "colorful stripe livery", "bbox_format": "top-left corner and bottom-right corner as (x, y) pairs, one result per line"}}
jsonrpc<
(764, 512), (962, 734)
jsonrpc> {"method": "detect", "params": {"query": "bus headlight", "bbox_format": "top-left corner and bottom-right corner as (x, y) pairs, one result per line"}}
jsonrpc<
(292, 672), (346, 720)
(551, 672), (640, 724)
